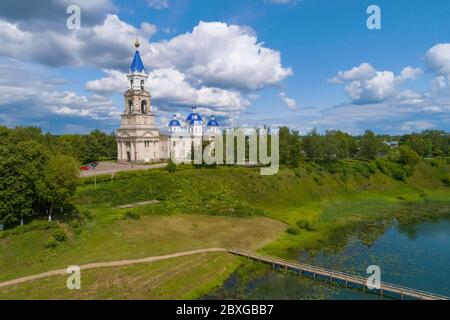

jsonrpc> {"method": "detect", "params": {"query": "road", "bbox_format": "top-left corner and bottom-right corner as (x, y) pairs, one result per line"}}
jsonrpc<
(80, 162), (167, 177)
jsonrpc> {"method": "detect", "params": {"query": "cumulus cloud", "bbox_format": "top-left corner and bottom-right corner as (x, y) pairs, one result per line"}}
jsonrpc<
(0, 58), (120, 131)
(0, 0), (116, 29)
(328, 63), (376, 84)
(86, 68), (250, 114)
(278, 92), (298, 110)
(329, 63), (422, 104)
(426, 43), (450, 75)
(142, 21), (293, 91)
(0, 14), (292, 123)
(147, 0), (170, 10)
(0, 15), (157, 69)
(265, 0), (301, 5)
(0, 12), (294, 94)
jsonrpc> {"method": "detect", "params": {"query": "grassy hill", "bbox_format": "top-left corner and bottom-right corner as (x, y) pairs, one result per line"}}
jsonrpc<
(0, 159), (449, 299)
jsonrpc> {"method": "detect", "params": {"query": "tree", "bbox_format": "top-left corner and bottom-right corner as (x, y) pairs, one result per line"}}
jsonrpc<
(0, 140), (48, 224)
(404, 134), (432, 157)
(359, 130), (382, 160)
(37, 154), (79, 219)
(279, 127), (302, 167)
(397, 146), (420, 166)
(303, 129), (324, 161)
(323, 130), (356, 161)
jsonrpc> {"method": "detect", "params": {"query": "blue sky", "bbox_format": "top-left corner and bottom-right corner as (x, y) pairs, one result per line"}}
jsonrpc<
(1, 0), (450, 134)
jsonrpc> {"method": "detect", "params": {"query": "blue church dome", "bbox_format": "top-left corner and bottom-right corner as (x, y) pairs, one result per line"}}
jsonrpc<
(207, 115), (220, 127)
(186, 107), (203, 124)
(169, 115), (181, 127)
(129, 40), (146, 73)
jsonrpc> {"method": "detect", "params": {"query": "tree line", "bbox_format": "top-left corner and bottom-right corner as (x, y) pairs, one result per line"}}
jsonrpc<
(279, 127), (450, 167)
(0, 126), (116, 226)
(1, 125), (449, 226)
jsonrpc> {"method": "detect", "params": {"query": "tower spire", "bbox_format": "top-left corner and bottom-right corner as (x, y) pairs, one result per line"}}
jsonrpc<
(135, 32), (141, 49)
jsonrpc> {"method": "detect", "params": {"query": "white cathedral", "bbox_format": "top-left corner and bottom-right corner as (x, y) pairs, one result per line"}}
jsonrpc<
(117, 40), (221, 163)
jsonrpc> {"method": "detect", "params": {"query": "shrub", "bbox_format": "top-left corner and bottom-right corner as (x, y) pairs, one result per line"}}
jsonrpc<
(166, 159), (177, 173)
(398, 146), (421, 166)
(69, 219), (81, 229)
(45, 238), (58, 249)
(375, 159), (409, 181)
(297, 219), (316, 231)
(442, 176), (450, 187)
(124, 211), (140, 220)
(81, 210), (94, 220)
(286, 226), (300, 235)
(52, 229), (68, 242)
(312, 175), (323, 186)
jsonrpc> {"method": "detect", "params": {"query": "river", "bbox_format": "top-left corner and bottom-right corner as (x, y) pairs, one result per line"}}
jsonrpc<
(206, 218), (450, 300)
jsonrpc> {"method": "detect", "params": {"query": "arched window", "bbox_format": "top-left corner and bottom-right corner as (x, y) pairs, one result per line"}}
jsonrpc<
(128, 100), (133, 113)
(130, 80), (133, 88)
(140, 80), (145, 90)
(141, 100), (147, 114)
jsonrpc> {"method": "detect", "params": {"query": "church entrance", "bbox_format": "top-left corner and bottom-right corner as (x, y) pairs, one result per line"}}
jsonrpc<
(127, 151), (131, 162)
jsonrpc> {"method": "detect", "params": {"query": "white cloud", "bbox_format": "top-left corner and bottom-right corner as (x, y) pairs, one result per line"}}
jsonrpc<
(86, 68), (250, 114)
(426, 43), (450, 75)
(0, 15), (157, 69)
(328, 63), (376, 84)
(142, 21), (293, 91)
(266, 0), (301, 5)
(147, 0), (170, 10)
(398, 66), (423, 81)
(278, 92), (298, 110)
(0, 58), (120, 124)
(85, 69), (127, 94)
(0, 16), (292, 123)
(330, 63), (422, 104)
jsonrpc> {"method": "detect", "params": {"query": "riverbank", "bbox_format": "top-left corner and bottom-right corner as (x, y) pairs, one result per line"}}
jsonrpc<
(0, 159), (449, 299)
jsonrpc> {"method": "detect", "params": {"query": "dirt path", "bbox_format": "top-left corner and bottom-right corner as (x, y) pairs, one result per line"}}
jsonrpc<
(80, 162), (167, 177)
(0, 248), (227, 289)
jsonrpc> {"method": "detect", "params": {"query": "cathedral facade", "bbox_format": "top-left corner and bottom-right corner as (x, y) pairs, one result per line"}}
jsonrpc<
(117, 40), (220, 163)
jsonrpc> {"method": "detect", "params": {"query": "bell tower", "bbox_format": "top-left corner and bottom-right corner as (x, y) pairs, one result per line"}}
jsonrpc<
(117, 39), (160, 163)
(125, 39), (151, 115)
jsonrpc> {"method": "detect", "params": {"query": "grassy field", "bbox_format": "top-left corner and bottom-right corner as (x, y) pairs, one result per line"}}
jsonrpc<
(0, 252), (243, 300)
(0, 214), (285, 282)
(0, 159), (449, 299)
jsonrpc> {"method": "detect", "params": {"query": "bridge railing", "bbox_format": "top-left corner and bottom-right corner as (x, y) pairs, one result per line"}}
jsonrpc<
(227, 248), (449, 300)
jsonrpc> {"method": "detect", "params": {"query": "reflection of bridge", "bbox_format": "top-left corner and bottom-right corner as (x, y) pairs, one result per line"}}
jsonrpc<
(228, 248), (449, 300)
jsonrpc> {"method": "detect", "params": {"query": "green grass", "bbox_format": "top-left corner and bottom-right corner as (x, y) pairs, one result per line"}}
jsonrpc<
(0, 252), (243, 300)
(0, 215), (285, 283)
(0, 159), (449, 299)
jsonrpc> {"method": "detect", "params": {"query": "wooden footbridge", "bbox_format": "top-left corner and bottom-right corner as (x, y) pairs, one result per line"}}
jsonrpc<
(228, 248), (449, 300)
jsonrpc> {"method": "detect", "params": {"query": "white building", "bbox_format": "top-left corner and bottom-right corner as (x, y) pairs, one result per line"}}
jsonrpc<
(117, 40), (221, 163)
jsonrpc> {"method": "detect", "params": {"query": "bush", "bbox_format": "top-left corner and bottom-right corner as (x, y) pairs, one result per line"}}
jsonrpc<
(286, 226), (300, 235)
(398, 146), (421, 166)
(52, 229), (68, 242)
(443, 176), (450, 187)
(297, 219), (316, 231)
(166, 159), (177, 173)
(45, 228), (68, 248)
(124, 211), (140, 220)
(81, 210), (94, 220)
(69, 219), (81, 230)
(312, 175), (323, 186)
(45, 238), (58, 249)
(375, 159), (409, 181)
